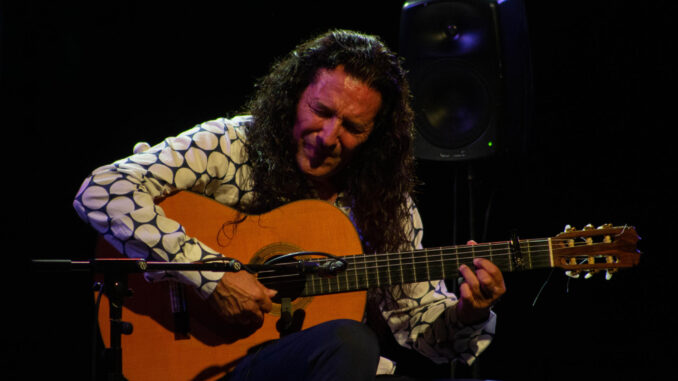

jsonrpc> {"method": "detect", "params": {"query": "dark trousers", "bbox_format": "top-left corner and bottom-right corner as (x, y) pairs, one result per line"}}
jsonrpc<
(225, 319), (380, 381)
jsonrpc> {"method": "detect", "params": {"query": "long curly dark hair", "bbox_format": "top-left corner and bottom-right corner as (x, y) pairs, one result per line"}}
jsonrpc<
(243, 29), (417, 254)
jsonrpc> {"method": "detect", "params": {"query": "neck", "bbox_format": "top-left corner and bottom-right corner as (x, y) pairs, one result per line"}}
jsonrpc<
(309, 178), (339, 203)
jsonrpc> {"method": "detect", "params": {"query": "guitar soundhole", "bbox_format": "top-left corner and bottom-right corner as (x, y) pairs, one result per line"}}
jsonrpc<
(251, 242), (313, 316)
(257, 256), (307, 302)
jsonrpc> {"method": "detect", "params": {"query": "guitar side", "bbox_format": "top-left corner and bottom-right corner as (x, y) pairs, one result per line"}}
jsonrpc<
(97, 191), (366, 381)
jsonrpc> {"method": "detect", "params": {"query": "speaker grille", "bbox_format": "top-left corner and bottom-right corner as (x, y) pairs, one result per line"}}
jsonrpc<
(411, 59), (492, 150)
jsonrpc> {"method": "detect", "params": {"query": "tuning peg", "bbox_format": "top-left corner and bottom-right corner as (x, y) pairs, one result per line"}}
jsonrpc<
(605, 270), (614, 280)
(564, 224), (575, 232)
(565, 270), (580, 279)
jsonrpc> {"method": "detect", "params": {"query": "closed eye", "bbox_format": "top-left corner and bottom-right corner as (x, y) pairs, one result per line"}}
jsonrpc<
(309, 101), (371, 135)
(342, 120), (368, 134)
(309, 102), (333, 118)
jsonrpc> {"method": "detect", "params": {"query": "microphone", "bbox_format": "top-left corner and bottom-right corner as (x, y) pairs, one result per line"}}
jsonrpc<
(292, 258), (347, 276)
(317, 259), (347, 276)
(252, 251), (348, 277)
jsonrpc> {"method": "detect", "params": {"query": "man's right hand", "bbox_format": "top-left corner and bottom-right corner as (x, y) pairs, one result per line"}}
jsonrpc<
(207, 271), (278, 336)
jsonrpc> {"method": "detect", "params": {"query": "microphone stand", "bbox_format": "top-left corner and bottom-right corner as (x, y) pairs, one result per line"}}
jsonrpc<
(32, 254), (346, 380)
(31, 258), (242, 381)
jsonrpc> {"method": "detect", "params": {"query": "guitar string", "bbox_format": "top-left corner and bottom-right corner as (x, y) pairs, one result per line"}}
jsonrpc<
(255, 257), (574, 293)
(253, 247), (543, 287)
(256, 238), (566, 275)
(255, 242), (551, 274)
(254, 238), (605, 279)
(253, 239), (615, 289)
(272, 237), (586, 265)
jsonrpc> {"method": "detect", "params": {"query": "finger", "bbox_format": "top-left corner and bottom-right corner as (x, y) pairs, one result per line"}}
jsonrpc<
(474, 269), (496, 299)
(472, 259), (506, 300)
(259, 297), (273, 313)
(459, 264), (482, 296)
(256, 288), (275, 313)
(458, 282), (474, 303)
(458, 263), (476, 284)
(461, 261), (503, 302)
(236, 309), (265, 330)
(258, 288), (277, 313)
(473, 258), (505, 284)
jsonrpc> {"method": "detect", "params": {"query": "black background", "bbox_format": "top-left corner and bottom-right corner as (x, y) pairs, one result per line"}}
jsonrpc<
(3, 1), (674, 380)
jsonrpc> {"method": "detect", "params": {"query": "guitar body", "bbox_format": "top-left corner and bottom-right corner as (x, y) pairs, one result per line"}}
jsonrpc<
(97, 191), (366, 380)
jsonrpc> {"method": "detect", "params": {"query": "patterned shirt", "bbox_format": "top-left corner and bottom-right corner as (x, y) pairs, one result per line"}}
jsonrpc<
(73, 116), (496, 370)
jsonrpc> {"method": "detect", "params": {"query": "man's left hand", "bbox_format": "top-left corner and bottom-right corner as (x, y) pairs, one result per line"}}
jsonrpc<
(456, 256), (506, 325)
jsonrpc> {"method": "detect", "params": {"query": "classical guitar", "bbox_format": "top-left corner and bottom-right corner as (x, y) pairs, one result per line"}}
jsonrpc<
(95, 191), (641, 380)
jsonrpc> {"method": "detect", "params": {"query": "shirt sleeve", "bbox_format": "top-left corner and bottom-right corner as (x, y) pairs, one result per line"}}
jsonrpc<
(374, 197), (496, 365)
(73, 117), (254, 298)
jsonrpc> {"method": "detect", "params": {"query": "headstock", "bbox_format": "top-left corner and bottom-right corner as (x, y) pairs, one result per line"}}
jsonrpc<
(551, 224), (641, 279)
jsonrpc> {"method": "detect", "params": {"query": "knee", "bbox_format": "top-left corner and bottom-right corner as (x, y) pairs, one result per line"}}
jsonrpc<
(322, 319), (380, 359)
(301, 320), (380, 380)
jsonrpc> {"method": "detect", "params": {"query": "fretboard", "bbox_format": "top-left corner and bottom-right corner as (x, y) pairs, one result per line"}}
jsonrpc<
(300, 238), (553, 297)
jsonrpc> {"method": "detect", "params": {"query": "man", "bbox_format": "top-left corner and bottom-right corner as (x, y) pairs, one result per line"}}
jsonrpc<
(74, 29), (505, 380)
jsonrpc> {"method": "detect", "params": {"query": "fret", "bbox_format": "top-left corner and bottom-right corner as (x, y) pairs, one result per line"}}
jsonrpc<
(458, 245), (473, 269)
(412, 249), (429, 283)
(329, 272), (336, 293)
(430, 248), (444, 280)
(334, 263), (342, 292)
(525, 240), (533, 269)
(487, 242), (494, 262)
(309, 273), (316, 295)
(320, 277), (332, 294)
(424, 248), (431, 280)
(398, 251), (405, 284)
(363, 253), (370, 288)
(316, 273), (324, 295)
(384, 253), (393, 285)
(400, 251), (415, 283)
(439, 247), (446, 279)
(353, 255), (361, 290)
(330, 273), (337, 293)
(493, 242), (511, 273)
(307, 274), (320, 297)
(372, 254), (380, 287)
(382, 254), (392, 284)
(455, 245), (461, 270)
(381, 253), (392, 286)
(345, 258), (356, 291)
(411, 250), (418, 283)
(339, 258), (353, 291)
(442, 246), (460, 279)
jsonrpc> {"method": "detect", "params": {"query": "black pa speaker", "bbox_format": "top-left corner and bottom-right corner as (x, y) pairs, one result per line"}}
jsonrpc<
(400, 0), (532, 161)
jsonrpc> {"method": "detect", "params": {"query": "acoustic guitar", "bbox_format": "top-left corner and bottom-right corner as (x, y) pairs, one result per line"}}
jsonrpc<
(95, 191), (641, 380)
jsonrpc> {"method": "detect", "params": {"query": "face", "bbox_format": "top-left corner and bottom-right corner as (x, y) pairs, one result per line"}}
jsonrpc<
(293, 66), (382, 184)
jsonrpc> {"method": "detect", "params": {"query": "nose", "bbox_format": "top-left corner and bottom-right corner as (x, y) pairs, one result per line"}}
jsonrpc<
(316, 117), (342, 149)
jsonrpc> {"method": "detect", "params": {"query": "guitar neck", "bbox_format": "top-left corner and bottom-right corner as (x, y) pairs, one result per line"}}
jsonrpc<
(300, 238), (552, 297)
